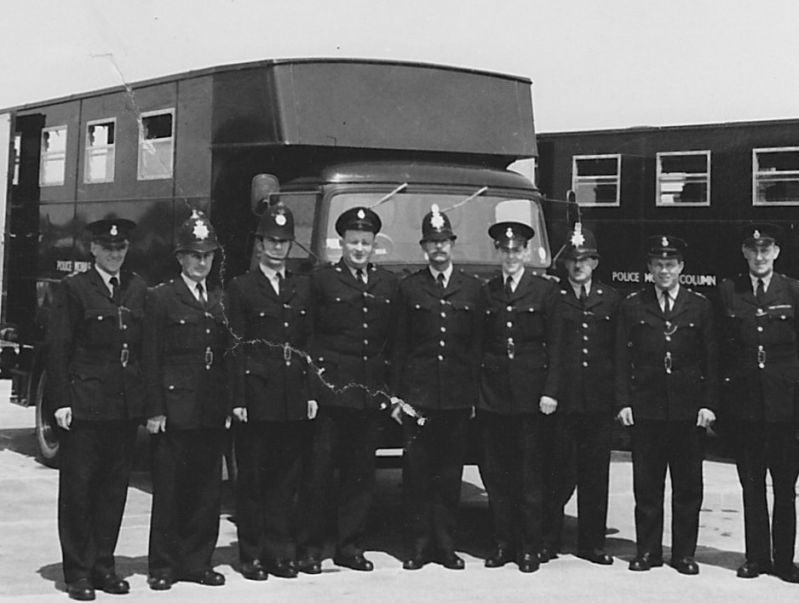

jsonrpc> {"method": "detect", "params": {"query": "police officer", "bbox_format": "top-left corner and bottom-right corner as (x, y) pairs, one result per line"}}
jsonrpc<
(48, 218), (145, 601)
(144, 210), (229, 590)
(616, 235), (718, 575)
(390, 205), (483, 571)
(296, 206), (398, 574)
(719, 224), (799, 583)
(478, 220), (562, 573)
(542, 225), (619, 566)
(228, 204), (316, 580)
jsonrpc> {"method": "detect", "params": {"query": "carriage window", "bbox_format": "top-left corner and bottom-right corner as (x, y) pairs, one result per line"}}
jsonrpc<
(753, 147), (799, 206)
(85, 119), (115, 183)
(572, 155), (620, 206)
(137, 109), (174, 180)
(39, 125), (67, 186)
(656, 151), (710, 206)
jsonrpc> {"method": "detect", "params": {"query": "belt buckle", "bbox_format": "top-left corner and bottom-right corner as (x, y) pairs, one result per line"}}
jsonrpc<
(757, 347), (766, 368)
(664, 351), (672, 374)
(204, 346), (213, 370)
(507, 337), (515, 360)
(283, 343), (291, 365)
(120, 348), (129, 368)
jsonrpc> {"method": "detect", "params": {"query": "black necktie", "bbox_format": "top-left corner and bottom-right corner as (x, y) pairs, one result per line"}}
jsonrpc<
(756, 278), (765, 305)
(579, 284), (588, 307)
(663, 292), (672, 317)
(276, 272), (284, 295)
(356, 268), (367, 285)
(196, 282), (207, 308)
(504, 275), (514, 298)
(436, 273), (446, 290)
(109, 276), (120, 304)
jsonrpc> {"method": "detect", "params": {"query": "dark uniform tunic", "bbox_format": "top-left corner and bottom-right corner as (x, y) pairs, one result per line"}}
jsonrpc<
(297, 260), (398, 559)
(390, 267), (483, 557)
(478, 271), (562, 557)
(719, 272), (799, 571)
(616, 286), (718, 562)
(227, 267), (313, 565)
(48, 267), (146, 585)
(144, 277), (229, 581)
(544, 280), (619, 554)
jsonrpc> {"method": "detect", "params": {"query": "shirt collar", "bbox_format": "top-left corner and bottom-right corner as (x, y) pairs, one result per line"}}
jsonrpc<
(259, 263), (284, 281)
(429, 263), (453, 285)
(94, 265), (118, 288)
(569, 278), (591, 298)
(180, 273), (207, 299)
(657, 283), (680, 300)
(502, 268), (524, 288)
(750, 272), (773, 292)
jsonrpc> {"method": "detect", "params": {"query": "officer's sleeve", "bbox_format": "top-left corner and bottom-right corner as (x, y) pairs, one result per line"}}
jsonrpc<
(699, 296), (720, 412)
(307, 270), (327, 400)
(614, 299), (633, 411)
(225, 278), (247, 409)
(46, 278), (81, 410)
(142, 286), (167, 418)
(542, 280), (564, 399)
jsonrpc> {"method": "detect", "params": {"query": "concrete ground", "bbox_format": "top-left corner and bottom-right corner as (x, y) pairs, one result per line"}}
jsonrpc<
(1, 380), (798, 602)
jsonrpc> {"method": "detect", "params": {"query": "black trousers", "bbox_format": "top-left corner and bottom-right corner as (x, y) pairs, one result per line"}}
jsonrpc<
(297, 407), (381, 559)
(732, 421), (799, 569)
(235, 420), (311, 564)
(148, 428), (225, 579)
(58, 420), (138, 584)
(479, 411), (542, 555)
(631, 420), (704, 560)
(543, 412), (612, 552)
(403, 409), (470, 556)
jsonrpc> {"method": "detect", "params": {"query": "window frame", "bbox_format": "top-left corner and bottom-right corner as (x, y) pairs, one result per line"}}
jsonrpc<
(655, 150), (711, 207)
(39, 125), (68, 187)
(12, 134), (21, 186)
(84, 118), (116, 184)
(752, 146), (799, 207)
(571, 154), (621, 207)
(137, 108), (175, 181)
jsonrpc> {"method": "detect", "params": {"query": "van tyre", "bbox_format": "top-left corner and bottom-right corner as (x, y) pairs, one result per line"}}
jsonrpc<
(34, 370), (60, 468)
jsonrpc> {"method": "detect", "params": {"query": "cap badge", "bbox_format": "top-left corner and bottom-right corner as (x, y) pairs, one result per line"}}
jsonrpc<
(275, 214), (287, 226)
(110, 224), (118, 237)
(430, 204), (445, 230)
(505, 226), (514, 239)
(753, 229), (761, 239)
(193, 221), (210, 240)
(570, 223), (585, 247)
(357, 209), (366, 220)
(661, 236), (669, 247)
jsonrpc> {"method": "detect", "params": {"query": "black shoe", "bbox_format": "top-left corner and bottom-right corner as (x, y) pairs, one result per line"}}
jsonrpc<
(629, 553), (663, 572)
(485, 547), (514, 568)
(774, 564), (799, 583)
(147, 575), (172, 591)
(334, 553), (374, 572)
(296, 556), (322, 575)
(240, 561), (268, 581)
(92, 573), (129, 595)
(67, 579), (96, 601)
(267, 559), (298, 578)
(437, 551), (465, 570)
(517, 553), (540, 573)
(538, 546), (559, 563)
(180, 569), (225, 586)
(403, 552), (430, 570)
(736, 561), (770, 579)
(577, 549), (614, 566)
(671, 557), (699, 575)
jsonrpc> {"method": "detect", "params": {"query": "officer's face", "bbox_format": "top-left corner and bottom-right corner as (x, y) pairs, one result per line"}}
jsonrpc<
(258, 236), (291, 269)
(341, 230), (375, 269)
(497, 242), (527, 275)
(177, 250), (215, 282)
(565, 256), (598, 284)
(742, 243), (779, 278)
(422, 238), (454, 270)
(91, 240), (129, 275)
(648, 257), (683, 290)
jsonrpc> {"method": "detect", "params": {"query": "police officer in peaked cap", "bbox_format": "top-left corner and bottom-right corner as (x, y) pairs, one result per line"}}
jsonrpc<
(48, 217), (146, 600)
(719, 223), (799, 582)
(227, 203), (315, 580)
(143, 209), (230, 590)
(478, 219), (563, 573)
(296, 205), (398, 574)
(389, 205), (483, 571)
(616, 235), (718, 575)
(542, 224), (619, 567)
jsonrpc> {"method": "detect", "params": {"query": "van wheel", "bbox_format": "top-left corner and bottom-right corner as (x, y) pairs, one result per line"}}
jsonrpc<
(34, 371), (60, 468)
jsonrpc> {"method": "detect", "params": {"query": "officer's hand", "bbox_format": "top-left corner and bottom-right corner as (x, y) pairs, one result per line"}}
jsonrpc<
(697, 408), (716, 429)
(225, 416), (232, 430)
(147, 415), (167, 434)
(54, 407), (72, 430)
(307, 400), (318, 420)
(390, 396), (404, 425)
(232, 407), (248, 423)
(539, 396), (558, 415)
(617, 406), (634, 426)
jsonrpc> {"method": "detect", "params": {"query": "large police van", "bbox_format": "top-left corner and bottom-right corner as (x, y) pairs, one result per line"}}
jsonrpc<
(0, 58), (550, 466)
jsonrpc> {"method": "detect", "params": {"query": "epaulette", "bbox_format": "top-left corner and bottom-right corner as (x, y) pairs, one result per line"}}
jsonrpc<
(624, 290), (641, 300)
(685, 288), (708, 300)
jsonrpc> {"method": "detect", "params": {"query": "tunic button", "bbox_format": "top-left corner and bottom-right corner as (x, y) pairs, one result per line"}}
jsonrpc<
(506, 306), (513, 312)
(440, 327), (446, 333)
(440, 312), (446, 318)
(582, 335), (589, 341)
(581, 323), (588, 328)
(259, 312), (265, 317)
(582, 361), (588, 367)
(168, 385), (175, 391)
(121, 324), (127, 330)
(439, 340), (445, 347)
(283, 322), (289, 327)
(245, 369), (251, 375)
(665, 335), (671, 342)
(440, 299), (446, 305)
(363, 323), (368, 328)
(506, 322), (513, 328)
(363, 355), (368, 361)
(364, 339), (369, 345)
(207, 328), (212, 334)
(438, 355), (444, 361)
(757, 326), (764, 332)
(582, 348), (588, 354)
